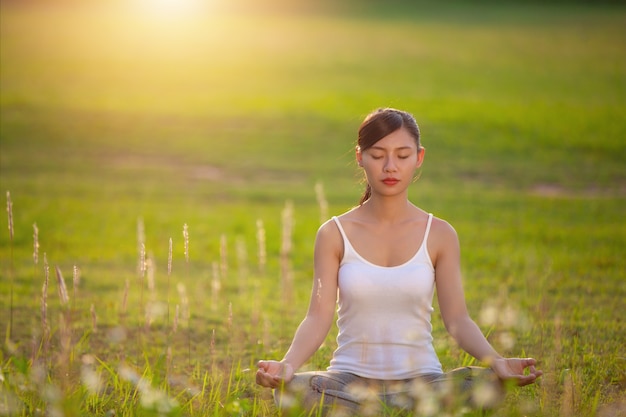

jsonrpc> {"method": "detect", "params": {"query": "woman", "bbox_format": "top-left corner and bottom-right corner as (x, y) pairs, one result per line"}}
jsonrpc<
(256, 108), (542, 415)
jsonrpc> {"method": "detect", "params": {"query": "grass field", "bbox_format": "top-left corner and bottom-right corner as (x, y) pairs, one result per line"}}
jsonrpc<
(1, 1), (625, 415)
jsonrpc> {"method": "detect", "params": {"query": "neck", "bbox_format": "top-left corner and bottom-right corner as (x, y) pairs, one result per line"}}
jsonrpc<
(361, 194), (413, 224)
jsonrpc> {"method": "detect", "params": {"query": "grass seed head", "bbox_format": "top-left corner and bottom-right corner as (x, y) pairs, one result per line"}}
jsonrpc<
(212, 262), (221, 301)
(54, 266), (70, 305)
(73, 265), (80, 297)
(183, 224), (189, 263)
(33, 223), (39, 264)
(168, 237), (173, 275)
(139, 243), (146, 278)
(137, 217), (145, 273)
(6, 191), (13, 241)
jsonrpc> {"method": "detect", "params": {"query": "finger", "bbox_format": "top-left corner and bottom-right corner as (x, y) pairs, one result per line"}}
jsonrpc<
(524, 358), (537, 368)
(515, 376), (532, 386)
(257, 373), (278, 388)
(255, 370), (265, 386)
(516, 373), (539, 386)
(256, 369), (269, 385)
(256, 369), (283, 389)
(265, 375), (281, 389)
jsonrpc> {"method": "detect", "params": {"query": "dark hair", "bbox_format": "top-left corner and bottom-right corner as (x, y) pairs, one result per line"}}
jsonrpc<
(357, 108), (422, 205)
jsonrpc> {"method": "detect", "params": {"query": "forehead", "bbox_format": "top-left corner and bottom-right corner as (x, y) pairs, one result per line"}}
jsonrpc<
(369, 128), (417, 150)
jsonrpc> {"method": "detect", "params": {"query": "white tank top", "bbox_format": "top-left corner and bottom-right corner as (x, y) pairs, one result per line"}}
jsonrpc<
(327, 213), (443, 379)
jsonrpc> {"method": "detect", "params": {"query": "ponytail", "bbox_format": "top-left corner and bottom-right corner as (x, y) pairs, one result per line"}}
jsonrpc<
(359, 184), (371, 205)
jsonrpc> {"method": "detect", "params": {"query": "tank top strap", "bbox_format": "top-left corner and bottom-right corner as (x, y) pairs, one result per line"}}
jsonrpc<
(331, 216), (352, 263)
(423, 213), (434, 244)
(332, 216), (349, 242)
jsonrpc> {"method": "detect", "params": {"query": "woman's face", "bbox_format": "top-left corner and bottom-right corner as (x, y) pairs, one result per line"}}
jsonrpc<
(356, 127), (424, 197)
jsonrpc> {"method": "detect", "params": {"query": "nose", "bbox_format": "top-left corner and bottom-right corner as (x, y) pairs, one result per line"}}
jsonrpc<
(384, 157), (398, 172)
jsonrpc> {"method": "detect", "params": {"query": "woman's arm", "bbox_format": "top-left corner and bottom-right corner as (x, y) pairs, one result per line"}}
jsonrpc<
(432, 219), (542, 386)
(256, 220), (341, 388)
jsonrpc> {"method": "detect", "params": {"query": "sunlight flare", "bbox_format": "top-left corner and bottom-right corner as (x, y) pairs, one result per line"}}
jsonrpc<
(131, 0), (213, 17)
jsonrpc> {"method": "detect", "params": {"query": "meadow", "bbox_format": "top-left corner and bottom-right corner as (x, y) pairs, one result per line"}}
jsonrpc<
(0, 0), (625, 415)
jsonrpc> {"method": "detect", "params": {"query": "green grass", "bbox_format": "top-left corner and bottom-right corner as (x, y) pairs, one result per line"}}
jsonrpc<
(1, 1), (625, 415)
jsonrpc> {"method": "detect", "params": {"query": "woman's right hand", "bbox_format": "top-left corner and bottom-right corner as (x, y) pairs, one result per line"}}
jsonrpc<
(255, 360), (294, 388)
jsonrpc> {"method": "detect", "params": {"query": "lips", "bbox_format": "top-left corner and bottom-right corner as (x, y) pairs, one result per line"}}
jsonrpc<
(382, 178), (400, 185)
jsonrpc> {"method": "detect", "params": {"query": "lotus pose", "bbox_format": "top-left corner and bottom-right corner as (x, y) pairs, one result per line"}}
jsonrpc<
(256, 108), (542, 415)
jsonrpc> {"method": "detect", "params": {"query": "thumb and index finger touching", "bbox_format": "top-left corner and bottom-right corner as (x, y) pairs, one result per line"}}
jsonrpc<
(511, 357), (543, 386)
(256, 360), (294, 388)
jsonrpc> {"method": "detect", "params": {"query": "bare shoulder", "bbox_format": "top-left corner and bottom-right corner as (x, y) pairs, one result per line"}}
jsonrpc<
(318, 216), (343, 237)
(430, 216), (459, 241)
(315, 217), (344, 258)
(428, 216), (461, 264)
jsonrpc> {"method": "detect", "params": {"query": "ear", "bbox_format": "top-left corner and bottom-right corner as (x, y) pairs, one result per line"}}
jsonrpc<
(416, 147), (425, 168)
(356, 145), (363, 167)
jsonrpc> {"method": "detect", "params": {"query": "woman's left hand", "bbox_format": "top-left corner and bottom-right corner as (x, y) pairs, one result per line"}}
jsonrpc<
(491, 357), (543, 386)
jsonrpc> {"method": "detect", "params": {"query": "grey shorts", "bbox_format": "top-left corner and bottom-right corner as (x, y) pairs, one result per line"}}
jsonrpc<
(274, 367), (503, 416)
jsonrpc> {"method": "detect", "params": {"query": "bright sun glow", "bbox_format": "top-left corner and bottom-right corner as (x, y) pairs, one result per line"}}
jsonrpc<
(131, 0), (213, 17)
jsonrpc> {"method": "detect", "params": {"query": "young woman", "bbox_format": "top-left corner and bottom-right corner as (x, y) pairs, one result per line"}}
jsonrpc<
(256, 108), (542, 415)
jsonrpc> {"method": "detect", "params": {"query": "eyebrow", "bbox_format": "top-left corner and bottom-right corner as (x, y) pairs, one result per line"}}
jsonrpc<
(369, 145), (414, 151)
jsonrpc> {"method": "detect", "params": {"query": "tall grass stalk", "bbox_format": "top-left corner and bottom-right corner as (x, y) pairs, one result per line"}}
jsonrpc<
(41, 253), (50, 361)
(182, 223), (191, 364)
(315, 181), (329, 225)
(177, 282), (191, 365)
(120, 278), (129, 324)
(210, 329), (216, 374)
(139, 242), (146, 326)
(146, 253), (155, 298)
(256, 219), (266, 276)
(54, 265), (70, 306)
(58, 311), (72, 392)
(183, 223), (189, 266)
(33, 223), (39, 303)
(280, 200), (294, 308)
(212, 262), (221, 312)
(72, 265), (79, 312)
(33, 222), (39, 286)
(145, 254), (155, 330)
(6, 191), (14, 341)
(236, 236), (248, 295)
(167, 237), (172, 325)
(137, 218), (146, 344)
(54, 265), (72, 367)
(90, 303), (97, 333)
(220, 233), (228, 282)
(173, 304), (179, 334)
(137, 217), (145, 273)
